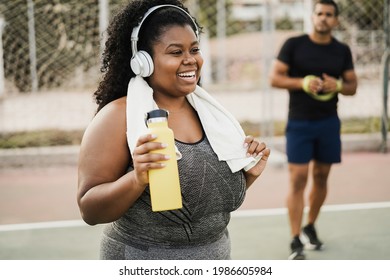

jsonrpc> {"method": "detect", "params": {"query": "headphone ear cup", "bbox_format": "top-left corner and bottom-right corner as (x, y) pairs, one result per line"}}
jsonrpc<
(130, 54), (142, 76)
(138, 51), (154, 77)
(131, 51), (154, 77)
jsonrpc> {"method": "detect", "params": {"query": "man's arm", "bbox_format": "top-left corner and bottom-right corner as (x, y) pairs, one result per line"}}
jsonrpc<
(339, 69), (358, 96)
(269, 59), (303, 90)
(270, 59), (358, 96)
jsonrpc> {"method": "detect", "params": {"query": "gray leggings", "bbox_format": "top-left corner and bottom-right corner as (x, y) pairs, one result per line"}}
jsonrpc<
(100, 229), (231, 260)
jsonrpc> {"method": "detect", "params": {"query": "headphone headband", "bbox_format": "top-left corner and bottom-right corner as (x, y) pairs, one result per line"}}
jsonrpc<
(130, 5), (199, 77)
(131, 4), (199, 57)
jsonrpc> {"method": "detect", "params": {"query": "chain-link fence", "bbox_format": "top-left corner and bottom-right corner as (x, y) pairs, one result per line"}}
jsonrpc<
(0, 0), (387, 90)
(0, 0), (98, 92)
(0, 0), (389, 142)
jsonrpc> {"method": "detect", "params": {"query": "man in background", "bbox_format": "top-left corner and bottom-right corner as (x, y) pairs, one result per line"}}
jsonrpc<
(269, 0), (357, 260)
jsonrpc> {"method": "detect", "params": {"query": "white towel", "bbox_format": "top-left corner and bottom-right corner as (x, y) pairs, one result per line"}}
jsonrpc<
(126, 76), (260, 173)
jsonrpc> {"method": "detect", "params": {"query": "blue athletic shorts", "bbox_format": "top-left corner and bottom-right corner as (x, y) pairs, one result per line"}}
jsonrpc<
(286, 115), (341, 164)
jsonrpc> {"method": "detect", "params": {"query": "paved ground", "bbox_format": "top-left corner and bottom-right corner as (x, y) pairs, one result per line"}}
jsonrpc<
(0, 150), (389, 260)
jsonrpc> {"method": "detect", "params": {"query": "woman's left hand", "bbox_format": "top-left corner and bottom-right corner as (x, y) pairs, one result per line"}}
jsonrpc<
(243, 135), (271, 185)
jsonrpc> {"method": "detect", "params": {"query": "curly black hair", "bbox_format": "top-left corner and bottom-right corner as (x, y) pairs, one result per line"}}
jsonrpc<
(93, 0), (201, 112)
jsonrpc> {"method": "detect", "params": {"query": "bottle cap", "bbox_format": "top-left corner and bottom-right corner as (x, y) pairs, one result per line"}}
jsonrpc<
(146, 109), (168, 120)
(145, 109), (169, 126)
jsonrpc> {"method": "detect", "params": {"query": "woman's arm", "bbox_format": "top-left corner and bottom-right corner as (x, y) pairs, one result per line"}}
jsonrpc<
(77, 98), (167, 225)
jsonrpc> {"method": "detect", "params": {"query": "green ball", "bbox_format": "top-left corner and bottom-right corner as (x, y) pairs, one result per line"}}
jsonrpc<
(310, 91), (336, 101)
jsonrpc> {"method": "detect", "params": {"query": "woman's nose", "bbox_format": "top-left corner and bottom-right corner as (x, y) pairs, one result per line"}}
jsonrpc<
(183, 55), (196, 64)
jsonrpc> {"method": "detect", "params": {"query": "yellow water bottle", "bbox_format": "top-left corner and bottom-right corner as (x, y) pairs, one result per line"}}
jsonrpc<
(145, 109), (182, 212)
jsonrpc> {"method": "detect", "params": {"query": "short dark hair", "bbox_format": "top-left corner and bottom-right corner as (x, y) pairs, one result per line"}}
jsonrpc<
(315, 0), (339, 16)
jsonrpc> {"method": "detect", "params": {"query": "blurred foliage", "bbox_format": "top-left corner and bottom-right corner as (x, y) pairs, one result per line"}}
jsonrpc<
(340, 117), (384, 134)
(0, 117), (387, 149)
(276, 16), (294, 30)
(0, 129), (84, 149)
(241, 117), (389, 138)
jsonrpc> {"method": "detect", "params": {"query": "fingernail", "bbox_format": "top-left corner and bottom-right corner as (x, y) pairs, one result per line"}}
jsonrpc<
(164, 155), (171, 160)
(161, 143), (167, 148)
(243, 143), (248, 148)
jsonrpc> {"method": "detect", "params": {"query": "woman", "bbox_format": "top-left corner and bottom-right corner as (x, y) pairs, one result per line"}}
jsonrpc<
(77, 0), (270, 260)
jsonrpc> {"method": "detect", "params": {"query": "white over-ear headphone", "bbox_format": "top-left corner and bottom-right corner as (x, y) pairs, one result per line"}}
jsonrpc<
(130, 4), (199, 77)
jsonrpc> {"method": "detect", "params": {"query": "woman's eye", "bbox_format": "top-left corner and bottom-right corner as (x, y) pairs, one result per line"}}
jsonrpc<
(192, 47), (200, 54)
(171, 50), (182, 55)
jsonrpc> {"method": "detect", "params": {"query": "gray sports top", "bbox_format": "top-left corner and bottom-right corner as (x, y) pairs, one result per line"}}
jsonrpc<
(103, 135), (246, 253)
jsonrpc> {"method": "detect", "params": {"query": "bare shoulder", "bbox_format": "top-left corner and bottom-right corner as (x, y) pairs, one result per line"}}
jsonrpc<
(98, 96), (127, 119)
(81, 96), (128, 149)
(91, 97), (127, 129)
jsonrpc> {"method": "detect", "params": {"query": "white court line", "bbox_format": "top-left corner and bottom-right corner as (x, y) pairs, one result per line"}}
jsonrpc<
(233, 201), (390, 217)
(0, 201), (390, 232)
(0, 219), (87, 232)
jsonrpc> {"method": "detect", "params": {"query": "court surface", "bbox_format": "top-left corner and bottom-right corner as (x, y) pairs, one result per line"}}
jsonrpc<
(0, 151), (389, 260)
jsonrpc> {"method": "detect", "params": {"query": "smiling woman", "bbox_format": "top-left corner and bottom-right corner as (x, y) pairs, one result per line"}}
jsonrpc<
(149, 24), (203, 105)
(76, 0), (270, 260)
